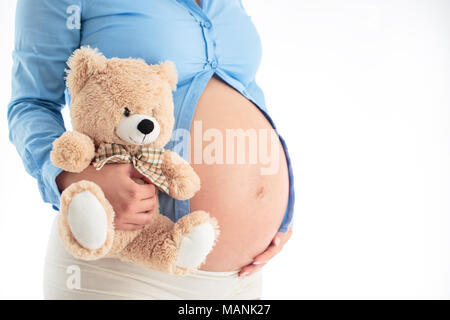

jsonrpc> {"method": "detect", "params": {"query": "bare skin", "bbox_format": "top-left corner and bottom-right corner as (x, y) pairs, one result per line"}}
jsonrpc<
(190, 75), (290, 275)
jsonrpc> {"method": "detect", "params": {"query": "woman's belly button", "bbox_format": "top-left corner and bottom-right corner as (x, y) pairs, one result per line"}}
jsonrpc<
(188, 76), (289, 271)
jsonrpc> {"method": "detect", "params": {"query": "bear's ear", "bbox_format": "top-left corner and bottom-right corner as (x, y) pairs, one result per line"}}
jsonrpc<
(153, 61), (178, 91)
(65, 46), (107, 95)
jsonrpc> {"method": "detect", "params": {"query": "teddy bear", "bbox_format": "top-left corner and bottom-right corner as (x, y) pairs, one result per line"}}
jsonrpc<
(50, 47), (219, 274)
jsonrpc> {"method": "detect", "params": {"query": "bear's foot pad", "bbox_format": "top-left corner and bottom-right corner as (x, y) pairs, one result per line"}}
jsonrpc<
(176, 222), (216, 269)
(67, 190), (108, 250)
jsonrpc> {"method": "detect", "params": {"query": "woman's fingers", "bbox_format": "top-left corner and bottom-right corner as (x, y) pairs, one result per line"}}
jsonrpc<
(134, 197), (156, 213)
(238, 227), (293, 277)
(238, 244), (277, 277)
(252, 231), (289, 264)
(239, 262), (265, 277)
(127, 177), (156, 200)
(129, 166), (146, 180)
(117, 212), (153, 227)
(116, 196), (155, 226)
(252, 242), (281, 265)
(113, 178), (156, 229)
(115, 223), (144, 231)
(137, 182), (156, 199)
(128, 166), (157, 199)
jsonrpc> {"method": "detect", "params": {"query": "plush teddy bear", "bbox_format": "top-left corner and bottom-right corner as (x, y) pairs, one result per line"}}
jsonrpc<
(50, 47), (219, 274)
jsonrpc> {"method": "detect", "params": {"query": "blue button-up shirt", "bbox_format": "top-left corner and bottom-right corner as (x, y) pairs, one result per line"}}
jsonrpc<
(7, 0), (294, 232)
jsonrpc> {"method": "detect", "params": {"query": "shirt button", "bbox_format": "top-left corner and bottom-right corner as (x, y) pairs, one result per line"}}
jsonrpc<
(202, 21), (212, 29)
(210, 60), (218, 68)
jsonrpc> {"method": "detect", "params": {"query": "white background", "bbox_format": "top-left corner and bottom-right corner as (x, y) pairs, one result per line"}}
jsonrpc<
(0, 0), (450, 299)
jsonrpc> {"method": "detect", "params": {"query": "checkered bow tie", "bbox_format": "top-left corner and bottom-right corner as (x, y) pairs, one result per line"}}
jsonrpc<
(93, 143), (169, 194)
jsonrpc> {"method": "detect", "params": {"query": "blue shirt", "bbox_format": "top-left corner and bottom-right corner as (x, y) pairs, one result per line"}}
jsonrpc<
(8, 0), (295, 233)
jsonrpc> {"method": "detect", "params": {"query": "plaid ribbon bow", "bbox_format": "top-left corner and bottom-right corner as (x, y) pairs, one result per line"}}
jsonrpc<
(93, 143), (169, 194)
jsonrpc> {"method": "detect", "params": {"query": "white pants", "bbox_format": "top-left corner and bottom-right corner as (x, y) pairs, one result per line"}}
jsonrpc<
(43, 217), (262, 300)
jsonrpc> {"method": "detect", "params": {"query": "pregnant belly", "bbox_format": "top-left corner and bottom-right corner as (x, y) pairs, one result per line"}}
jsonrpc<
(189, 75), (289, 271)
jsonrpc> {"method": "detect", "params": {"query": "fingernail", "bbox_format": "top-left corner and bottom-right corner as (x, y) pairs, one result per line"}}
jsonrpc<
(253, 261), (262, 265)
(240, 272), (249, 277)
(274, 237), (280, 246)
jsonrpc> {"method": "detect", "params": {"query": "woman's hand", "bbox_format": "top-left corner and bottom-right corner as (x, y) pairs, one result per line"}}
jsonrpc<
(56, 164), (157, 231)
(238, 226), (293, 277)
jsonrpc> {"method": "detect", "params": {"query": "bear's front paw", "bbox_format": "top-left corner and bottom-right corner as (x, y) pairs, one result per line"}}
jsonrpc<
(162, 151), (201, 200)
(168, 168), (201, 200)
(50, 131), (95, 173)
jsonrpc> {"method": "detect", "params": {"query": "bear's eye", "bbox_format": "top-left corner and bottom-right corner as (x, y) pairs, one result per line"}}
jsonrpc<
(123, 107), (131, 117)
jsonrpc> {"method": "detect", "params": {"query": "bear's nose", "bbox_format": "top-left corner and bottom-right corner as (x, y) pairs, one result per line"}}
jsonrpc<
(137, 119), (154, 135)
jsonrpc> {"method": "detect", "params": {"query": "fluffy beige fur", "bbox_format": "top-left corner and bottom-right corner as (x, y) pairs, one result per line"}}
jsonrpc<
(50, 47), (219, 274)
